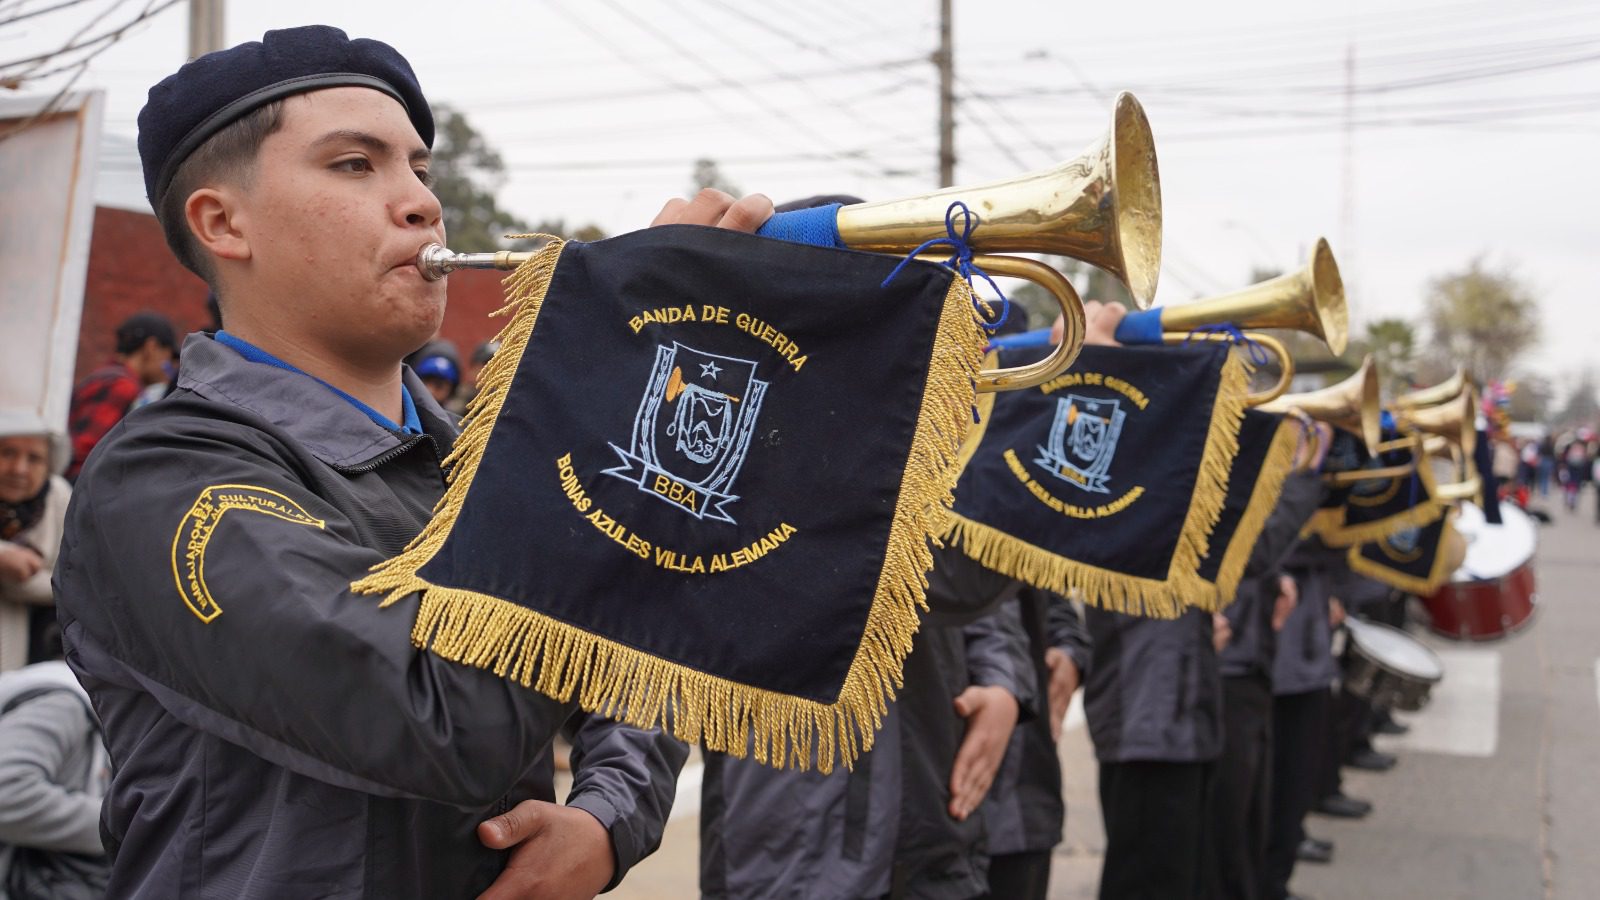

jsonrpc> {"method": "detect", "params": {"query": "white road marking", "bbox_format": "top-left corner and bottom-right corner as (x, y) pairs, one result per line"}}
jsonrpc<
(1066, 691), (1085, 731)
(670, 761), (703, 822)
(1380, 648), (1500, 758)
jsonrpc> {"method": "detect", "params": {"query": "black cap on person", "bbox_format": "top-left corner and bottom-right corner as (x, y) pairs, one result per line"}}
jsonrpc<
(137, 25), (433, 208)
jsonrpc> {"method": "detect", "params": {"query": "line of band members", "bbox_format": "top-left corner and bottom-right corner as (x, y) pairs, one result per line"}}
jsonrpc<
(690, 461), (1392, 900)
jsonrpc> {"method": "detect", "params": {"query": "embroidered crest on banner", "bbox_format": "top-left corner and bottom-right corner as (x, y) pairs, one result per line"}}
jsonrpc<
(1379, 525), (1424, 562)
(605, 341), (770, 524)
(1036, 394), (1125, 494)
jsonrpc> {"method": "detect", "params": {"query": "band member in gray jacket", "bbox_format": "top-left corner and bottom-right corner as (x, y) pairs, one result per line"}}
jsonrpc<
(1263, 535), (1344, 900)
(1210, 461), (1328, 900)
(57, 25), (775, 898)
(980, 588), (1090, 900)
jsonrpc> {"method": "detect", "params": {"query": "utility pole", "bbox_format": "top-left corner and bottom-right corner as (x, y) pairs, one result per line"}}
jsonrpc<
(935, 0), (955, 187)
(1339, 41), (1357, 319)
(188, 0), (225, 61)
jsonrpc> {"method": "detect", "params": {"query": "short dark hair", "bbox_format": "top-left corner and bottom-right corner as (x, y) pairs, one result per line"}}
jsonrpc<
(155, 100), (285, 283)
(115, 312), (177, 356)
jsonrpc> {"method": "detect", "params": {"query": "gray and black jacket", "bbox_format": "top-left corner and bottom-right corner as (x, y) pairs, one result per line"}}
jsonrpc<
(1219, 472), (1328, 682)
(55, 335), (687, 898)
(1273, 535), (1343, 696)
(699, 552), (1031, 900)
(1082, 604), (1221, 764)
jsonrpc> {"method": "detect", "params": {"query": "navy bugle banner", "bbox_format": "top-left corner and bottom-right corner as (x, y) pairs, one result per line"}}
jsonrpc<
(1195, 410), (1302, 606)
(942, 342), (1250, 618)
(1348, 509), (1457, 595)
(1314, 432), (1441, 547)
(354, 226), (987, 772)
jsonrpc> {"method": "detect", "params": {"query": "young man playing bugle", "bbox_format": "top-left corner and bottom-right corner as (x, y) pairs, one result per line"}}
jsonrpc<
(56, 25), (773, 898)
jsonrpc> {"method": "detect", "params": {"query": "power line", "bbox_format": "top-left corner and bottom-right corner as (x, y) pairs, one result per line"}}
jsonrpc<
(590, 0), (921, 186)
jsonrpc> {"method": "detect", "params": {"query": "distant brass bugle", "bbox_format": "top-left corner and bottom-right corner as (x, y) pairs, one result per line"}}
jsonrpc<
(1259, 354), (1381, 455)
(1394, 390), (1477, 464)
(415, 93), (1165, 393)
(1393, 368), (1470, 409)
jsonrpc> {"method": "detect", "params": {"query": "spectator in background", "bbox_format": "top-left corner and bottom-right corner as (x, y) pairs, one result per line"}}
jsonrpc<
(65, 313), (177, 480)
(0, 660), (110, 898)
(0, 428), (71, 671)
(1537, 435), (1556, 497)
(1562, 438), (1590, 512)
(404, 340), (463, 411)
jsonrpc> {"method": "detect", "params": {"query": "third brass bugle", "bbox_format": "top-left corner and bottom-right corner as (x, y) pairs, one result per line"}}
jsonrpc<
(1258, 354), (1382, 454)
(414, 93), (1164, 393)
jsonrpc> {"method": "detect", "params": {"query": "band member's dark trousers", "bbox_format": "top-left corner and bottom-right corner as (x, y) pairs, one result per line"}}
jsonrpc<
(1098, 760), (1216, 900)
(983, 851), (1052, 900)
(1264, 688), (1330, 900)
(1318, 684), (1374, 798)
(1210, 674), (1273, 900)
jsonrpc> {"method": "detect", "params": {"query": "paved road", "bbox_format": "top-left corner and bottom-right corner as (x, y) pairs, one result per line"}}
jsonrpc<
(595, 499), (1599, 899)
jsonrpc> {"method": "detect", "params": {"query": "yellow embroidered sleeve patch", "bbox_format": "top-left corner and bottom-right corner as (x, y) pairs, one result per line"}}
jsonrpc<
(170, 484), (326, 623)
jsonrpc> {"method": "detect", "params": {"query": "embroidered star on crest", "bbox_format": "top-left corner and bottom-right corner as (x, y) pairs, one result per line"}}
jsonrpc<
(700, 360), (722, 380)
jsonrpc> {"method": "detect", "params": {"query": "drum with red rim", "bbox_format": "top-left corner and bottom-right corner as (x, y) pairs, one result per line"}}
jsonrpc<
(1422, 502), (1538, 641)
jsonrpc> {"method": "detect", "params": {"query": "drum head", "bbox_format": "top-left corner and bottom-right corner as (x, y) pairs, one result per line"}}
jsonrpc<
(1346, 618), (1443, 681)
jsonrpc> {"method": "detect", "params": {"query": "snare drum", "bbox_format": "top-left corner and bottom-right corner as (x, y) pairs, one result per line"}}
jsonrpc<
(1341, 617), (1444, 712)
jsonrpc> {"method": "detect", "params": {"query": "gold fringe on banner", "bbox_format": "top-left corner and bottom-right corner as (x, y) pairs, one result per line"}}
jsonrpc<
(1209, 416), (1302, 606)
(942, 351), (1253, 619)
(1347, 516), (1459, 595)
(353, 239), (988, 773)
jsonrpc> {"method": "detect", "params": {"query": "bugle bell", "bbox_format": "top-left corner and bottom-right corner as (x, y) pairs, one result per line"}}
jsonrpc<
(1258, 354), (1382, 454)
(1393, 368), (1471, 410)
(1111, 236), (1347, 404)
(1394, 390), (1477, 464)
(414, 93), (1165, 393)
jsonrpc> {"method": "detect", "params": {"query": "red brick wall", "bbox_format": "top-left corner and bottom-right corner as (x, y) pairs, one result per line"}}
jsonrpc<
(77, 206), (516, 381)
(77, 207), (210, 382)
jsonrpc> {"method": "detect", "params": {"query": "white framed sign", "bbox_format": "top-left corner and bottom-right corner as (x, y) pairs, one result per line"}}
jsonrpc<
(0, 89), (104, 450)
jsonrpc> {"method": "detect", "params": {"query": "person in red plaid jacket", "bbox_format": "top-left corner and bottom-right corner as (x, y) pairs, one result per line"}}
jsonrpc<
(65, 313), (177, 480)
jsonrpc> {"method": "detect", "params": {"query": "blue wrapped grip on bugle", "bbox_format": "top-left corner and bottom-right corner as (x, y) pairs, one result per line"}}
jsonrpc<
(986, 328), (1054, 351)
(1112, 308), (1166, 345)
(756, 204), (846, 249)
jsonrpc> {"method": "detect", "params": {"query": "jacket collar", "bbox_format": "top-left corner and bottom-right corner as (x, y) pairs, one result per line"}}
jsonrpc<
(176, 333), (456, 469)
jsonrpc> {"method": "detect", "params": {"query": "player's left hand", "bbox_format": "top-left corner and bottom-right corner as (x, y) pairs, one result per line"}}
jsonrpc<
(650, 188), (773, 233)
(476, 799), (614, 900)
(948, 684), (1020, 821)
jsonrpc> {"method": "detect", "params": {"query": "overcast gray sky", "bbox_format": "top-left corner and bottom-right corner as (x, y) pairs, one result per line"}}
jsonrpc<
(7, 0), (1597, 402)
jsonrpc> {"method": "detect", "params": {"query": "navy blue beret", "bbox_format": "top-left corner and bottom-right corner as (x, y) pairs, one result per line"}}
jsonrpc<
(138, 25), (433, 207)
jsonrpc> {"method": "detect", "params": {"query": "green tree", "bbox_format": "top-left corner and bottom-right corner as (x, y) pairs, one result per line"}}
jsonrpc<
(1423, 256), (1539, 384)
(430, 105), (529, 250)
(1505, 374), (1554, 423)
(691, 158), (741, 197)
(1365, 318), (1418, 393)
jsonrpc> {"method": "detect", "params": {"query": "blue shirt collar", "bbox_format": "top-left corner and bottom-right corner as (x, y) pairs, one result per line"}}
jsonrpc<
(213, 330), (423, 436)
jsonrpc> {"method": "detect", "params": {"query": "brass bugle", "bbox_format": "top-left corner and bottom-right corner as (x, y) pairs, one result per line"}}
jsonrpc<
(1117, 236), (1346, 404)
(1394, 390), (1477, 463)
(1393, 367), (1470, 409)
(1432, 474), (1483, 504)
(1258, 354), (1381, 454)
(415, 92), (1165, 393)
